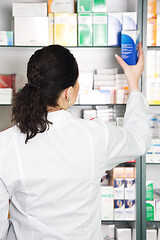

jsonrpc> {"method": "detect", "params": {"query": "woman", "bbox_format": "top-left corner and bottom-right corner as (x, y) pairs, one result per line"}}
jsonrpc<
(0, 44), (151, 240)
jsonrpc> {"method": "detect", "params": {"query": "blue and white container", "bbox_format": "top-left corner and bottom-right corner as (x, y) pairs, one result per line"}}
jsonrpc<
(121, 30), (140, 65)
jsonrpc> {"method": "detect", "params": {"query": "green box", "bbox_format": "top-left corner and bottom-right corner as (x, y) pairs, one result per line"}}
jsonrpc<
(146, 201), (154, 221)
(146, 181), (153, 201)
(93, 13), (107, 46)
(77, 0), (92, 12)
(92, 0), (107, 12)
(78, 13), (92, 46)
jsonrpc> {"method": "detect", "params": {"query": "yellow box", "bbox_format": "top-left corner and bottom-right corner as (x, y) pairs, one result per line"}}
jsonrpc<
(54, 13), (77, 46)
(48, 13), (54, 45)
(147, 17), (157, 46)
(147, 0), (157, 18)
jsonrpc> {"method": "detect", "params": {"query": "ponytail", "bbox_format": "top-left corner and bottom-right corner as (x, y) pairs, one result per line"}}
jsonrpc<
(12, 84), (52, 143)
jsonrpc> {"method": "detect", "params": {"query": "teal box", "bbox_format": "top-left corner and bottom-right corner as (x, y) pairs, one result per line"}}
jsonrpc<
(78, 13), (93, 46)
(93, 13), (107, 46)
(92, 0), (107, 12)
(77, 0), (92, 12)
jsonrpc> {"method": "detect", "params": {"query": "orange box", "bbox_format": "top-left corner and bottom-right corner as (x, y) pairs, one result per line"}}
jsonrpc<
(124, 167), (135, 178)
(147, 17), (157, 46)
(147, 0), (157, 18)
(48, 0), (75, 14)
(113, 167), (124, 178)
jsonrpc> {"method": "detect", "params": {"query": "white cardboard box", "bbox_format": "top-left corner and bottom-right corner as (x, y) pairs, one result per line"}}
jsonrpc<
(101, 224), (115, 239)
(0, 88), (13, 104)
(14, 17), (48, 46)
(116, 228), (131, 240)
(12, 2), (47, 17)
(101, 186), (114, 220)
(146, 229), (157, 240)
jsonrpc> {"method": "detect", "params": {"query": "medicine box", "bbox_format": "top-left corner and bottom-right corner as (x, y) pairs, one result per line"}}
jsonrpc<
(114, 179), (124, 199)
(79, 71), (93, 92)
(0, 31), (13, 46)
(125, 199), (136, 220)
(156, 51), (160, 77)
(154, 199), (160, 221)
(108, 13), (122, 46)
(113, 167), (124, 178)
(114, 200), (125, 220)
(97, 68), (118, 75)
(77, 0), (92, 12)
(124, 167), (135, 178)
(116, 228), (131, 240)
(14, 17), (48, 46)
(83, 109), (97, 120)
(94, 74), (115, 81)
(121, 30), (140, 65)
(101, 224), (115, 239)
(147, 0), (157, 18)
(146, 201), (154, 221)
(147, 17), (157, 46)
(48, 13), (54, 45)
(78, 13), (92, 46)
(0, 75), (13, 88)
(101, 186), (114, 220)
(12, 2), (47, 17)
(54, 13), (77, 46)
(146, 181), (154, 200)
(125, 178), (136, 199)
(93, 13), (107, 46)
(147, 50), (156, 77)
(0, 88), (13, 104)
(92, 0), (107, 12)
(48, 0), (75, 13)
(122, 12), (137, 31)
(157, 15), (160, 46)
(146, 229), (157, 240)
(79, 90), (110, 104)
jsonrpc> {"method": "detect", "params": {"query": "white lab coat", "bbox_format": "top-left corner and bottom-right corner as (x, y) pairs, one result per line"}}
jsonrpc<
(0, 91), (151, 240)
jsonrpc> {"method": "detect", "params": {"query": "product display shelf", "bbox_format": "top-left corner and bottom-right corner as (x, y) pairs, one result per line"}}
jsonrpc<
(143, 0), (160, 237)
(73, 104), (126, 106)
(0, 45), (121, 49)
(0, 0), (144, 240)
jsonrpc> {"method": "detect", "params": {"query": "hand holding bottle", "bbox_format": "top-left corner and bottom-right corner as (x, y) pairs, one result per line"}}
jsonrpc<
(115, 42), (144, 93)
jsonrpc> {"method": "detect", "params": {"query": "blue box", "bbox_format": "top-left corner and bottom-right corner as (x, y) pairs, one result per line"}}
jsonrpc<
(0, 31), (13, 46)
(121, 30), (140, 65)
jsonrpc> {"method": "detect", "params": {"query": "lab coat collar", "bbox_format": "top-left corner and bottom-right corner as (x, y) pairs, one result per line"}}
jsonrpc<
(47, 109), (72, 123)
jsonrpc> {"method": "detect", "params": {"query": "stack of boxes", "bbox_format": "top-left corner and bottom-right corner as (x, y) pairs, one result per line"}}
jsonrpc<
(101, 167), (136, 221)
(83, 105), (126, 127)
(78, 68), (129, 105)
(146, 180), (160, 221)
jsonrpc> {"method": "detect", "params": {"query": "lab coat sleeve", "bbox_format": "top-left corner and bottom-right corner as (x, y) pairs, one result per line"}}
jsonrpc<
(103, 91), (152, 170)
(0, 178), (9, 240)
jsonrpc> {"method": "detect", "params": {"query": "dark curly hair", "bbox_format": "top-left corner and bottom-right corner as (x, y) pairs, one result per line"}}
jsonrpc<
(12, 45), (79, 143)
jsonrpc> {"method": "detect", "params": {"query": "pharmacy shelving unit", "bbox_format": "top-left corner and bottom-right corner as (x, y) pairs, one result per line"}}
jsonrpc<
(141, 0), (160, 239)
(0, 0), (146, 240)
